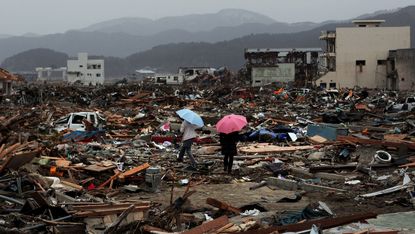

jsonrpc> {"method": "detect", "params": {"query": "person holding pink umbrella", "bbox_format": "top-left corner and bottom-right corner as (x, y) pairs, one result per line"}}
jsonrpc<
(216, 114), (247, 174)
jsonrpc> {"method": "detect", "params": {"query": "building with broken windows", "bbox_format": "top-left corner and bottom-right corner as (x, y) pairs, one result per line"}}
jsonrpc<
(152, 67), (215, 85)
(36, 67), (67, 83)
(67, 53), (104, 85)
(244, 48), (322, 87)
(387, 49), (415, 90)
(318, 20), (411, 89)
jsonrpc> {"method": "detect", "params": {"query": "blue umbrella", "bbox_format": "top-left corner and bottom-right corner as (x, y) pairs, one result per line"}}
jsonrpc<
(176, 109), (204, 127)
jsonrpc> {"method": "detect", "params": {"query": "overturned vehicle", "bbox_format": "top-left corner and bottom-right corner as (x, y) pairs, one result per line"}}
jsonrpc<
(53, 112), (106, 132)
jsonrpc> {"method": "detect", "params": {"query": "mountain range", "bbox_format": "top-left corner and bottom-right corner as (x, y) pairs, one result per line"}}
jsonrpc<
(1, 6), (414, 78)
(0, 9), (326, 63)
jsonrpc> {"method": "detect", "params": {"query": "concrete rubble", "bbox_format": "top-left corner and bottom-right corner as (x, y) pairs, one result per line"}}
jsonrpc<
(0, 82), (414, 233)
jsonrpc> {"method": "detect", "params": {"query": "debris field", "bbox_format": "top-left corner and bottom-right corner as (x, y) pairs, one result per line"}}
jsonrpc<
(0, 82), (414, 234)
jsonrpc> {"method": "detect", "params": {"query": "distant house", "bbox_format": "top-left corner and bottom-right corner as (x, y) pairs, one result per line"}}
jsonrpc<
(178, 67), (216, 82)
(318, 20), (411, 89)
(67, 53), (104, 85)
(153, 73), (183, 85)
(0, 68), (24, 95)
(152, 67), (215, 85)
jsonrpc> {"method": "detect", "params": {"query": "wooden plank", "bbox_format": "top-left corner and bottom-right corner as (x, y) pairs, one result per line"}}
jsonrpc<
(73, 206), (149, 217)
(61, 180), (83, 191)
(181, 215), (229, 234)
(56, 159), (71, 167)
(239, 144), (315, 154)
(309, 135), (328, 144)
(0, 149), (40, 172)
(238, 213), (377, 234)
(98, 171), (121, 189)
(121, 163), (150, 177)
(0, 144), (5, 156)
(344, 231), (398, 234)
(399, 161), (415, 168)
(0, 143), (20, 159)
(337, 136), (415, 150)
(72, 202), (150, 211)
(384, 134), (408, 142)
(206, 198), (241, 214)
(84, 164), (116, 172)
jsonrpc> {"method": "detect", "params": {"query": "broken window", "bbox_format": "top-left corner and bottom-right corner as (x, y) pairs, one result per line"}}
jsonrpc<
(185, 70), (194, 76)
(320, 83), (327, 89)
(356, 60), (366, 66)
(356, 60), (366, 72)
(329, 83), (336, 88)
(72, 115), (86, 124)
(55, 115), (70, 125)
(79, 65), (83, 68)
(96, 73), (101, 77)
(377, 60), (387, 65)
(173, 76), (178, 81)
(89, 114), (96, 124)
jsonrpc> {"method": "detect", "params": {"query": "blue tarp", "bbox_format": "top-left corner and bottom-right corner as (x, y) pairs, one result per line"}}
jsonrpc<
(63, 130), (104, 142)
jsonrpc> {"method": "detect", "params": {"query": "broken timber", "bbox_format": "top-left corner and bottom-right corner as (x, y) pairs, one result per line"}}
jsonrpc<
(238, 212), (377, 234)
(239, 143), (315, 154)
(181, 215), (229, 234)
(206, 198), (241, 214)
(337, 135), (415, 150)
(266, 177), (346, 192)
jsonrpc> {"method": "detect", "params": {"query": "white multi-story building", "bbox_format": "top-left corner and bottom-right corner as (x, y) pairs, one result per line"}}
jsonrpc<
(67, 53), (104, 85)
(318, 20), (410, 89)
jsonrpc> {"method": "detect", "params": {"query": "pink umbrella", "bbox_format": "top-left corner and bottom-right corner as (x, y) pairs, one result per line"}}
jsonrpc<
(216, 114), (247, 134)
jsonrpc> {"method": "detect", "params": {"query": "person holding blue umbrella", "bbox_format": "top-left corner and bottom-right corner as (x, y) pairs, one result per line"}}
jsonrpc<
(176, 109), (204, 170)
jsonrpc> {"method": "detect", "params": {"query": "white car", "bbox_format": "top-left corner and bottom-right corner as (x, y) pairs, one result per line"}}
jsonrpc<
(54, 112), (105, 132)
(387, 97), (415, 112)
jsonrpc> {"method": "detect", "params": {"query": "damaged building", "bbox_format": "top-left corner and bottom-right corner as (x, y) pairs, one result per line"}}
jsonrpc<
(153, 67), (215, 85)
(67, 53), (104, 85)
(0, 68), (24, 96)
(387, 48), (415, 90)
(244, 48), (322, 87)
(318, 20), (411, 89)
(35, 67), (67, 83)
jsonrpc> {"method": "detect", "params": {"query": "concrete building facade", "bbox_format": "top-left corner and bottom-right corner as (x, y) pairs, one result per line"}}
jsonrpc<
(153, 74), (184, 85)
(152, 67), (215, 85)
(318, 20), (411, 89)
(387, 49), (415, 90)
(245, 48), (322, 87)
(67, 53), (104, 85)
(36, 67), (67, 83)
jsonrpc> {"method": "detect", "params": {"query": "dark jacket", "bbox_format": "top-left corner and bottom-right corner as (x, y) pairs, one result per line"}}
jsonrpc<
(219, 132), (240, 156)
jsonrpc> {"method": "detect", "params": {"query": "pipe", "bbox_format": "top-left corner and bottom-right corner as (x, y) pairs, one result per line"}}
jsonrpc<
(0, 195), (25, 206)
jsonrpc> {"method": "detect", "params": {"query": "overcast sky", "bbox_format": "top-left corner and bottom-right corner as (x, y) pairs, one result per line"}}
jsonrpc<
(1, 0), (414, 35)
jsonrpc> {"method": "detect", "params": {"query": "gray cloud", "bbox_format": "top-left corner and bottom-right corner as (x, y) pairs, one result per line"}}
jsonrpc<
(1, 0), (414, 35)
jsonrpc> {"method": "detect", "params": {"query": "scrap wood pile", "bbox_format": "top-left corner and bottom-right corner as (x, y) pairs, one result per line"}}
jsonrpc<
(0, 83), (414, 233)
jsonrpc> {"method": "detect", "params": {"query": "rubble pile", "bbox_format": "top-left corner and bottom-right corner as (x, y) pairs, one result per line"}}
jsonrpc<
(0, 83), (414, 233)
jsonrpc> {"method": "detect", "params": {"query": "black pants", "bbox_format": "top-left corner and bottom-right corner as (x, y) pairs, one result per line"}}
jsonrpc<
(178, 139), (196, 167)
(224, 154), (234, 172)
